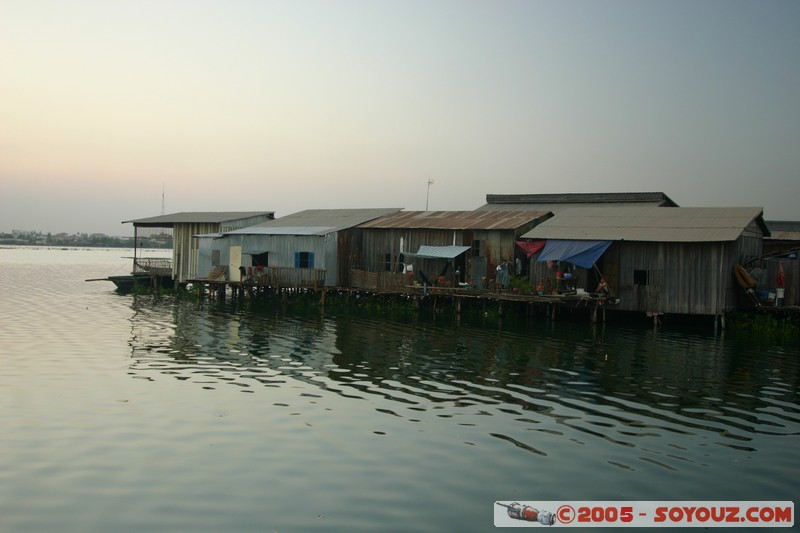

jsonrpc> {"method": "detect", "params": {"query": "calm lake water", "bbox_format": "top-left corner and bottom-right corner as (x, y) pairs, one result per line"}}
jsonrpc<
(1, 247), (798, 532)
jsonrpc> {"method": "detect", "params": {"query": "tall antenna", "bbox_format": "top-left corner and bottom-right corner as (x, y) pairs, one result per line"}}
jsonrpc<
(161, 183), (165, 215)
(426, 178), (434, 210)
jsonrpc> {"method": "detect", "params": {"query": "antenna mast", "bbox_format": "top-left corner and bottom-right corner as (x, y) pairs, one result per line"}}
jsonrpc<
(161, 183), (165, 215)
(426, 179), (434, 210)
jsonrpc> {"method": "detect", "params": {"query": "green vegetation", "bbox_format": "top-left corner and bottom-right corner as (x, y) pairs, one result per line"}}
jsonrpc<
(510, 276), (535, 295)
(727, 312), (800, 342)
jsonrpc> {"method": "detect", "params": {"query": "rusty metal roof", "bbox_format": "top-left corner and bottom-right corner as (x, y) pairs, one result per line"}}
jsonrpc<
(358, 210), (551, 230)
(522, 207), (768, 242)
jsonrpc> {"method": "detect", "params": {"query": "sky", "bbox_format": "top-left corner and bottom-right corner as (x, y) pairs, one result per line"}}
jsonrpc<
(1, 0), (799, 236)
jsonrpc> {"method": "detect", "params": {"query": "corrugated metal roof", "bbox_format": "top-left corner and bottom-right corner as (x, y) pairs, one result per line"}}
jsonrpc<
(766, 220), (800, 241)
(521, 207), (767, 242)
(358, 210), (550, 230)
(249, 208), (401, 232)
(478, 202), (672, 214)
(485, 192), (678, 205)
(124, 211), (274, 226)
(226, 226), (337, 236)
(478, 192), (678, 213)
(405, 245), (472, 259)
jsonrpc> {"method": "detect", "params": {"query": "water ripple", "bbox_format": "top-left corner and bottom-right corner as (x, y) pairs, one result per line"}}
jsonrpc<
(117, 300), (800, 473)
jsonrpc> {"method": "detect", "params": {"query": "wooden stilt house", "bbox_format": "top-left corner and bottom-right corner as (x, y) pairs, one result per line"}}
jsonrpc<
(123, 211), (274, 284)
(521, 207), (770, 317)
(196, 209), (400, 287)
(354, 210), (551, 290)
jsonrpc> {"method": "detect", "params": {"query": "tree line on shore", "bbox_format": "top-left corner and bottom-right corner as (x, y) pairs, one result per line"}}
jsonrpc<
(0, 230), (172, 249)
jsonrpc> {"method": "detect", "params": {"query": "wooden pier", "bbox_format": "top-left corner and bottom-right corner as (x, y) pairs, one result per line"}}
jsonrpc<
(187, 276), (613, 323)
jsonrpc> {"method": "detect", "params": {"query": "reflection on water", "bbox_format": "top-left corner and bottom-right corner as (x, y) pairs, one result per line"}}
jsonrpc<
(2, 247), (798, 532)
(127, 296), (800, 472)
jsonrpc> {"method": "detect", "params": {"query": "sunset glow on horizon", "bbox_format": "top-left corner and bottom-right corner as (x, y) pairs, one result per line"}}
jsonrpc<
(2, 0), (798, 235)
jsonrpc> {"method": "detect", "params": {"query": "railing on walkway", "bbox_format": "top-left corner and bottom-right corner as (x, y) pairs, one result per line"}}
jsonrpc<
(134, 257), (173, 277)
(251, 266), (325, 288)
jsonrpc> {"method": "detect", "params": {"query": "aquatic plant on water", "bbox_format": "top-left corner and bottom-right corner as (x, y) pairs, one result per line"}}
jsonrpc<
(728, 312), (800, 342)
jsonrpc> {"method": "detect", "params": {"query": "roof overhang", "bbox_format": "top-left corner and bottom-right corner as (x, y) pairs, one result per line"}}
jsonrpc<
(404, 245), (472, 259)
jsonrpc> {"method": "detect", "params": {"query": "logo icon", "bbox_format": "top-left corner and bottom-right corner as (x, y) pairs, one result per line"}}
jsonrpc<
(496, 502), (556, 526)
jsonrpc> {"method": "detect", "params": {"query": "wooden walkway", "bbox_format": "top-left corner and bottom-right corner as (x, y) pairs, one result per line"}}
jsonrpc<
(187, 277), (613, 322)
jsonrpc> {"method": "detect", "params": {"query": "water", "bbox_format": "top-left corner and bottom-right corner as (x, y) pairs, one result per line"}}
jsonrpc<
(1, 247), (798, 532)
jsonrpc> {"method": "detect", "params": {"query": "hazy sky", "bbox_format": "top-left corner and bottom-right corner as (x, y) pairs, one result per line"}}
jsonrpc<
(2, 0), (798, 236)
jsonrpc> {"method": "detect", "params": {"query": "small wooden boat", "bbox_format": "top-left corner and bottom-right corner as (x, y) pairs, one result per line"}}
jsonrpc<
(86, 274), (173, 292)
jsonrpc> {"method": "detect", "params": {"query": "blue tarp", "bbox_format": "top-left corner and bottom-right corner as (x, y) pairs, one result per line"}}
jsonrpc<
(537, 240), (612, 268)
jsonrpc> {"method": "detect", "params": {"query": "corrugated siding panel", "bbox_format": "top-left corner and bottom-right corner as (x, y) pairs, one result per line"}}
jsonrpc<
(608, 242), (730, 315)
(356, 227), (526, 288)
(211, 233), (338, 287)
(175, 222), (221, 282)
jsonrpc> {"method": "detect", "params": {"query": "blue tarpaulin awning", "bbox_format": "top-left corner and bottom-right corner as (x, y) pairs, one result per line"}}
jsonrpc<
(537, 240), (612, 268)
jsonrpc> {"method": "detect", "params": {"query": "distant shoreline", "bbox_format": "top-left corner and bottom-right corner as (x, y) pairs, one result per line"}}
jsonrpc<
(0, 243), (170, 250)
(0, 234), (170, 249)
(0, 240), (127, 248)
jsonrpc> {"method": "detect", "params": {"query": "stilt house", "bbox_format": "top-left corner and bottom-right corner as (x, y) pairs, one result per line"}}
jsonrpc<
(123, 211), (274, 283)
(355, 210), (551, 290)
(196, 209), (400, 287)
(521, 206), (770, 316)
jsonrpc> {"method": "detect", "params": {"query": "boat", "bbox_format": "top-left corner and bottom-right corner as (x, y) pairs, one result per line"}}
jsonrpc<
(86, 274), (174, 292)
(86, 256), (174, 292)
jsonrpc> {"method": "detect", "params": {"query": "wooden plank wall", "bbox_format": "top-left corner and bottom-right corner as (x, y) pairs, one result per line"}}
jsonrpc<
(357, 228), (521, 286)
(611, 241), (729, 315)
(350, 269), (410, 292)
